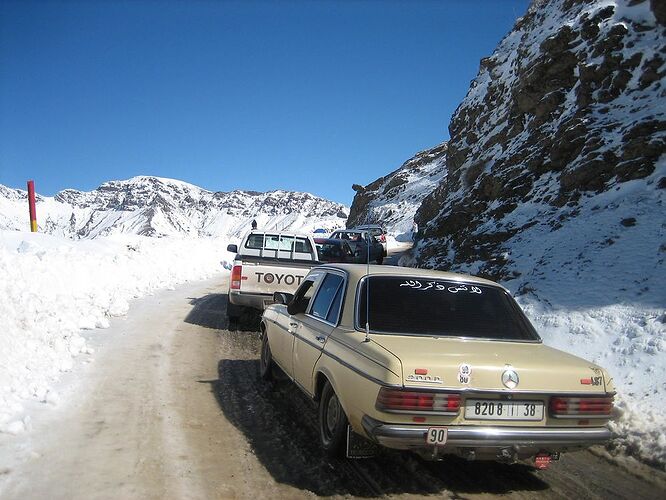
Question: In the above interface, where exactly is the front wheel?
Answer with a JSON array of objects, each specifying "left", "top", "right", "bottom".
[
  {"left": 319, "top": 381, "right": 348, "bottom": 457},
  {"left": 259, "top": 333, "right": 274, "bottom": 381}
]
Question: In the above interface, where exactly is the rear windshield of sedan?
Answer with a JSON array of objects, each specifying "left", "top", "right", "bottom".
[{"left": 356, "top": 276, "right": 540, "bottom": 341}]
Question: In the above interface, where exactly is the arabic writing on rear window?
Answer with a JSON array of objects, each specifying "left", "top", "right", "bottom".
[
  {"left": 357, "top": 276, "right": 539, "bottom": 341},
  {"left": 399, "top": 280, "right": 483, "bottom": 294}
]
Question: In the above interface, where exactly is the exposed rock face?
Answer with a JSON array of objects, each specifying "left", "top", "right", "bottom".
[
  {"left": 346, "top": 142, "right": 448, "bottom": 236},
  {"left": 0, "top": 176, "right": 348, "bottom": 239},
  {"left": 415, "top": 0, "right": 665, "bottom": 280}
]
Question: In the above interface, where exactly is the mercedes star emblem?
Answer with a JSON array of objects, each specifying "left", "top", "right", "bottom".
[{"left": 502, "top": 368, "right": 519, "bottom": 389}]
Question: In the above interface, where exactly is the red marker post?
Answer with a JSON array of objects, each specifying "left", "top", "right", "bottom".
[{"left": 27, "top": 180, "right": 37, "bottom": 232}]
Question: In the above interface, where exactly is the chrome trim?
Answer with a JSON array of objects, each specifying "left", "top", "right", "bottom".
[
  {"left": 322, "top": 350, "right": 401, "bottom": 388},
  {"left": 361, "top": 415, "right": 612, "bottom": 450},
  {"left": 294, "top": 331, "right": 325, "bottom": 351},
  {"left": 328, "top": 335, "right": 404, "bottom": 378},
  {"left": 403, "top": 386, "right": 612, "bottom": 396}
]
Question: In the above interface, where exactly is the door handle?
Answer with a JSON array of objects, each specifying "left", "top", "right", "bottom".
[
  {"left": 316, "top": 336, "right": 325, "bottom": 344},
  {"left": 289, "top": 322, "right": 299, "bottom": 328}
]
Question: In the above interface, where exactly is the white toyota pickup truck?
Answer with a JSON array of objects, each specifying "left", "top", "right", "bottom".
[{"left": 226, "top": 231, "right": 320, "bottom": 320}]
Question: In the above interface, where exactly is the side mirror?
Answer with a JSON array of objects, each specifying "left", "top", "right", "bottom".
[
  {"left": 273, "top": 291, "right": 294, "bottom": 305},
  {"left": 227, "top": 244, "right": 238, "bottom": 253}
]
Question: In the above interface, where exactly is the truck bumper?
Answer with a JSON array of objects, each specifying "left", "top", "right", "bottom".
[
  {"left": 228, "top": 290, "right": 273, "bottom": 310},
  {"left": 361, "top": 415, "right": 611, "bottom": 459}
]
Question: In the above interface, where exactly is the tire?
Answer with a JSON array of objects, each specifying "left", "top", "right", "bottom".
[
  {"left": 319, "top": 381, "right": 348, "bottom": 457},
  {"left": 226, "top": 302, "right": 242, "bottom": 321},
  {"left": 376, "top": 255, "right": 383, "bottom": 265},
  {"left": 259, "top": 333, "right": 274, "bottom": 381}
]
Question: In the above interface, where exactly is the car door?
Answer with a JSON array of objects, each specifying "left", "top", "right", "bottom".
[
  {"left": 292, "top": 271, "right": 346, "bottom": 395},
  {"left": 270, "top": 272, "right": 323, "bottom": 377}
]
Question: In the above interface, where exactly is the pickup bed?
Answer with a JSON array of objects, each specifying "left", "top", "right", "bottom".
[{"left": 226, "top": 231, "right": 319, "bottom": 319}]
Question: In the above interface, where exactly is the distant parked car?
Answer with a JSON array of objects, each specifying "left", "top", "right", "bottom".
[
  {"left": 314, "top": 238, "right": 359, "bottom": 264},
  {"left": 330, "top": 230, "right": 384, "bottom": 264},
  {"left": 260, "top": 264, "right": 615, "bottom": 465},
  {"left": 353, "top": 224, "right": 388, "bottom": 254}
]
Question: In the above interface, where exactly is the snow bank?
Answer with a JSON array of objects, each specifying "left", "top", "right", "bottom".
[{"left": 0, "top": 230, "right": 231, "bottom": 434}]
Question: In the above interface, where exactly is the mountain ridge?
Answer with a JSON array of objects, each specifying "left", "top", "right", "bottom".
[{"left": 0, "top": 176, "right": 348, "bottom": 239}]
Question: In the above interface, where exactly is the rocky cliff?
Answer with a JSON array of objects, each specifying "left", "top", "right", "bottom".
[
  {"left": 414, "top": 0, "right": 665, "bottom": 281},
  {"left": 346, "top": 142, "right": 448, "bottom": 238}
]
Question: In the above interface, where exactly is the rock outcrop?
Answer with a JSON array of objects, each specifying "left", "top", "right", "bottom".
[
  {"left": 346, "top": 142, "right": 448, "bottom": 237},
  {"left": 414, "top": 0, "right": 665, "bottom": 281}
]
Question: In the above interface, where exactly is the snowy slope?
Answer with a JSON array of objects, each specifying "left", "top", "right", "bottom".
[
  {"left": 0, "top": 230, "right": 234, "bottom": 435},
  {"left": 0, "top": 176, "right": 348, "bottom": 239},
  {"left": 346, "top": 142, "right": 447, "bottom": 240}
]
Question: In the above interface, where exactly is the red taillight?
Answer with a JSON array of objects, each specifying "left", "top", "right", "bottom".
[
  {"left": 550, "top": 396, "right": 613, "bottom": 418},
  {"left": 230, "top": 265, "right": 242, "bottom": 290},
  {"left": 376, "top": 388, "right": 460, "bottom": 415},
  {"left": 380, "top": 234, "right": 386, "bottom": 242}
]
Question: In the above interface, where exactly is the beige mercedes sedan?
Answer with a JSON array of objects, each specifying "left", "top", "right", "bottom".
[{"left": 260, "top": 264, "right": 615, "bottom": 468}]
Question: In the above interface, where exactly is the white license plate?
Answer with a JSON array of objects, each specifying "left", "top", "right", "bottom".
[
  {"left": 425, "top": 427, "right": 448, "bottom": 445},
  {"left": 464, "top": 399, "right": 544, "bottom": 421}
]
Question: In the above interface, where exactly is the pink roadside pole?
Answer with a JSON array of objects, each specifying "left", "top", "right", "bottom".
[{"left": 27, "top": 180, "right": 37, "bottom": 232}]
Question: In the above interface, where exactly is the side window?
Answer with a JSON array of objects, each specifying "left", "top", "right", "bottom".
[
  {"left": 326, "top": 285, "right": 344, "bottom": 324},
  {"left": 294, "top": 238, "right": 313, "bottom": 254},
  {"left": 292, "top": 272, "right": 322, "bottom": 313},
  {"left": 310, "top": 273, "right": 344, "bottom": 322},
  {"left": 245, "top": 234, "right": 264, "bottom": 249}
]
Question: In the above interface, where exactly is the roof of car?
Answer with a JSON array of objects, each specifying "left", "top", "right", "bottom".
[
  {"left": 354, "top": 224, "right": 385, "bottom": 230},
  {"left": 313, "top": 264, "right": 503, "bottom": 289}
]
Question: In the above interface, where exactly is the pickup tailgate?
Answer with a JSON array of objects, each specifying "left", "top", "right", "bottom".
[{"left": 237, "top": 260, "right": 314, "bottom": 299}]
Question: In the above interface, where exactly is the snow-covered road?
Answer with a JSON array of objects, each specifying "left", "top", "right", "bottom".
[{"left": 1, "top": 276, "right": 664, "bottom": 499}]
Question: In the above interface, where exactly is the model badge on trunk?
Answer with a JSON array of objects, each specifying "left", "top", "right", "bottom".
[{"left": 501, "top": 368, "right": 519, "bottom": 389}]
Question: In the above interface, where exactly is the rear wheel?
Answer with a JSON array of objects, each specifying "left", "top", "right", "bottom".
[
  {"left": 319, "top": 381, "right": 348, "bottom": 457},
  {"left": 376, "top": 255, "right": 383, "bottom": 265},
  {"left": 259, "top": 333, "right": 274, "bottom": 381},
  {"left": 226, "top": 302, "right": 242, "bottom": 321}
]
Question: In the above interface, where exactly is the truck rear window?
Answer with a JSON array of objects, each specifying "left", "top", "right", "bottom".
[
  {"left": 356, "top": 276, "right": 539, "bottom": 341},
  {"left": 245, "top": 234, "right": 314, "bottom": 254}
]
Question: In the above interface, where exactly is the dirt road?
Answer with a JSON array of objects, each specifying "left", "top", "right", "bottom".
[{"left": 1, "top": 276, "right": 664, "bottom": 499}]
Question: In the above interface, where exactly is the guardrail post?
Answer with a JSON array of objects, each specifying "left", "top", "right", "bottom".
[{"left": 27, "top": 180, "right": 37, "bottom": 232}]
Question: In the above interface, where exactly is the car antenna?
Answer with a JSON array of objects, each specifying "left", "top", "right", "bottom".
[{"left": 364, "top": 230, "right": 370, "bottom": 343}]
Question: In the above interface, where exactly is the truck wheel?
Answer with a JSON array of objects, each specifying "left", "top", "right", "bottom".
[
  {"left": 259, "top": 333, "right": 274, "bottom": 381},
  {"left": 376, "top": 255, "right": 383, "bottom": 265},
  {"left": 319, "top": 381, "right": 348, "bottom": 457},
  {"left": 226, "top": 302, "right": 242, "bottom": 321}
]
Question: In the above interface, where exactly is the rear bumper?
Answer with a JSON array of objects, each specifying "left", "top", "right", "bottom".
[
  {"left": 361, "top": 415, "right": 611, "bottom": 457},
  {"left": 228, "top": 290, "right": 272, "bottom": 310}
]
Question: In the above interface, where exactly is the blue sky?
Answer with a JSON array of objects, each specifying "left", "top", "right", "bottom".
[{"left": 0, "top": 0, "right": 529, "bottom": 205}]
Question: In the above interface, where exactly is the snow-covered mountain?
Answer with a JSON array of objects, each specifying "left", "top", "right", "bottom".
[
  {"left": 346, "top": 142, "right": 448, "bottom": 239},
  {"left": 0, "top": 176, "right": 348, "bottom": 239},
  {"left": 349, "top": 0, "right": 665, "bottom": 465},
  {"left": 414, "top": 0, "right": 664, "bottom": 281}
]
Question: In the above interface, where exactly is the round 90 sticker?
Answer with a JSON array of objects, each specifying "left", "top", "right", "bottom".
[{"left": 458, "top": 363, "right": 472, "bottom": 384}]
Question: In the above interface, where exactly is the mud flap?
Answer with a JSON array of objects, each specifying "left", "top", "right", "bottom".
[{"left": 346, "top": 426, "right": 379, "bottom": 459}]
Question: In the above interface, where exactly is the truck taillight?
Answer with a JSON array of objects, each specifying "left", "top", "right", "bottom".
[
  {"left": 231, "top": 265, "right": 242, "bottom": 290},
  {"left": 549, "top": 396, "right": 613, "bottom": 418},
  {"left": 376, "top": 388, "right": 461, "bottom": 415},
  {"left": 380, "top": 234, "right": 386, "bottom": 242}
]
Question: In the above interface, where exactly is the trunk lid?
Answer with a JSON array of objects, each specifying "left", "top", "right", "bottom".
[{"left": 371, "top": 335, "right": 610, "bottom": 394}]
